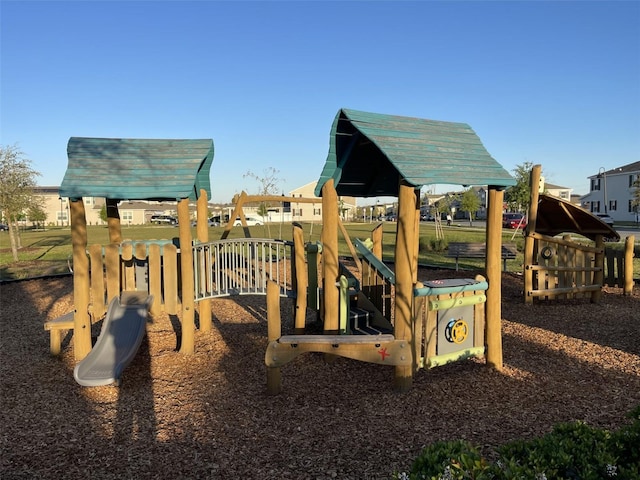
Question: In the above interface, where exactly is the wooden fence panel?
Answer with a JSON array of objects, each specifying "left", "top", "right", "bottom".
[{"left": 527, "top": 233, "right": 602, "bottom": 301}]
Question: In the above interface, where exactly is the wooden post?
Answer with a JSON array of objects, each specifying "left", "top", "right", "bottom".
[
  {"left": 624, "top": 235, "right": 635, "bottom": 295},
  {"left": 321, "top": 180, "right": 339, "bottom": 334},
  {"left": 266, "top": 280, "right": 282, "bottom": 395},
  {"left": 178, "top": 198, "right": 195, "bottom": 354},
  {"left": 413, "top": 200, "right": 420, "bottom": 284},
  {"left": 293, "top": 222, "right": 308, "bottom": 332},
  {"left": 69, "top": 198, "right": 92, "bottom": 361},
  {"left": 485, "top": 187, "right": 504, "bottom": 370},
  {"left": 524, "top": 165, "right": 542, "bottom": 304},
  {"left": 393, "top": 181, "right": 417, "bottom": 392},
  {"left": 372, "top": 223, "right": 383, "bottom": 259},
  {"left": 106, "top": 198, "right": 122, "bottom": 244},
  {"left": 592, "top": 235, "right": 605, "bottom": 303},
  {"left": 196, "top": 190, "right": 212, "bottom": 332}
]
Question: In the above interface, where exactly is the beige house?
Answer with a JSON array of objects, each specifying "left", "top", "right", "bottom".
[
  {"left": 543, "top": 182, "right": 572, "bottom": 202},
  {"left": 288, "top": 181, "right": 357, "bottom": 222},
  {"left": 34, "top": 186, "right": 105, "bottom": 226},
  {"left": 34, "top": 187, "right": 183, "bottom": 226}
]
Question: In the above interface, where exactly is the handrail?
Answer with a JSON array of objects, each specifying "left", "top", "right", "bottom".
[{"left": 353, "top": 238, "right": 395, "bottom": 285}]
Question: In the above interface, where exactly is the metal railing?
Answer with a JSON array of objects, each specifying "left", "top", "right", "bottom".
[{"left": 193, "top": 238, "right": 294, "bottom": 300}]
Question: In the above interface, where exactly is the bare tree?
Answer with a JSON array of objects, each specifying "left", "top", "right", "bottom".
[
  {"left": 243, "top": 167, "right": 283, "bottom": 232},
  {"left": 0, "top": 145, "right": 40, "bottom": 261},
  {"left": 243, "top": 167, "right": 282, "bottom": 197}
]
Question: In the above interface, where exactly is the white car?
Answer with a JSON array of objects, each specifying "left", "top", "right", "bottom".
[
  {"left": 596, "top": 213, "right": 614, "bottom": 227},
  {"left": 233, "top": 217, "right": 263, "bottom": 226}
]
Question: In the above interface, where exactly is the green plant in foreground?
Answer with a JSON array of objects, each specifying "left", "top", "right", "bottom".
[
  {"left": 494, "top": 421, "right": 618, "bottom": 479},
  {"left": 397, "top": 440, "right": 490, "bottom": 479},
  {"left": 394, "top": 406, "right": 640, "bottom": 480}
]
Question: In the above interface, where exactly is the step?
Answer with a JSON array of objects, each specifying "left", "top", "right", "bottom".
[{"left": 349, "top": 307, "right": 389, "bottom": 335}]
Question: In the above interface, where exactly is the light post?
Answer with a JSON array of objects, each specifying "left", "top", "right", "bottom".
[
  {"left": 598, "top": 167, "right": 607, "bottom": 213},
  {"left": 58, "top": 197, "right": 63, "bottom": 227}
]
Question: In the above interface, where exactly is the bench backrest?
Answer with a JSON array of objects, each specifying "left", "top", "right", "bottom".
[{"left": 448, "top": 242, "right": 517, "bottom": 258}]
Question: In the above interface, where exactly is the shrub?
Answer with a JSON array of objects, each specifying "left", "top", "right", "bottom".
[
  {"left": 419, "top": 236, "right": 448, "bottom": 252},
  {"left": 394, "top": 405, "right": 640, "bottom": 480},
  {"left": 493, "top": 421, "right": 618, "bottom": 479}
]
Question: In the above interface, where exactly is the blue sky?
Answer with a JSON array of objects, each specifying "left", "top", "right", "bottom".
[{"left": 2, "top": 0, "right": 639, "bottom": 203}]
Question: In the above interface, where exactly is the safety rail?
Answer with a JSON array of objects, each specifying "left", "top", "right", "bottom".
[
  {"left": 354, "top": 237, "right": 394, "bottom": 322},
  {"left": 193, "top": 238, "right": 295, "bottom": 300}
]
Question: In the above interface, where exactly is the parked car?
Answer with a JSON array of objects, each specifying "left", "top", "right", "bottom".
[
  {"left": 233, "top": 217, "right": 263, "bottom": 226},
  {"left": 502, "top": 213, "right": 527, "bottom": 229},
  {"left": 191, "top": 217, "right": 220, "bottom": 227},
  {"left": 150, "top": 215, "right": 177, "bottom": 225},
  {"left": 0, "top": 223, "right": 8, "bottom": 231},
  {"left": 596, "top": 213, "right": 614, "bottom": 227}
]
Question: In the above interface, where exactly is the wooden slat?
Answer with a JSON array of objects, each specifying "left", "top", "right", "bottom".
[
  {"left": 148, "top": 244, "right": 161, "bottom": 315},
  {"left": 105, "top": 244, "right": 120, "bottom": 305},
  {"left": 88, "top": 244, "right": 106, "bottom": 318},
  {"left": 121, "top": 243, "right": 135, "bottom": 291},
  {"left": 163, "top": 244, "right": 178, "bottom": 315}
]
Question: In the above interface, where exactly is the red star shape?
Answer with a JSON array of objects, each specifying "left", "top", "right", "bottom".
[{"left": 378, "top": 347, "right": 390, "bottom": 361}]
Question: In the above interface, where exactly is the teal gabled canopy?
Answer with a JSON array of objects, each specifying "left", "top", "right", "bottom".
[
  {"left": 315, "top": 109, "right": 515, "bottom": 197},
  {"left": 60, "top": 137, "right": 214, "bottom": 201}
]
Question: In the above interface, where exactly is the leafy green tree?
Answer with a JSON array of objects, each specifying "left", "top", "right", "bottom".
[
  {"left": 99, "top": 204, "right": 108, "bottom": 223},
  {"left": 504, "top": 161, "right": 540, "bottom": 213},
  {"left": 0, "top": 144, "right": 40, "bottom": 261},
  {"left": 460, "top": 188, "right": 481, "bottom": 226},
  {"left": 437, "top": 193, "right": 457, "bottom": 218},
  {"left": 27, "top": 202, "right": 47, "bottom": 229}
]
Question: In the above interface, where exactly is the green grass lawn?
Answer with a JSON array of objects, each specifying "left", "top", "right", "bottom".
[{"left": 1, "top": 222, "right": 637, "bottom": 281}]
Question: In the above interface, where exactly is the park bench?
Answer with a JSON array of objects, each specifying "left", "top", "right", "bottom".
[
  {"left": 447, "top": 242, "right": 518, "bottom": 272},
  {"left": 44, "top": 312, "right": 74, "bottom": 355}
]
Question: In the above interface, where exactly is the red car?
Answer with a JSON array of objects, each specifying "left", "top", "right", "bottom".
[{"left": 502, "top": 213, "right": 527, "bottom": 229}]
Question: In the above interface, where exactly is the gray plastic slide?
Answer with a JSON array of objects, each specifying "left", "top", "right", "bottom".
[{"left": 74, "top": 292, "right": 153, "bottom": 387}]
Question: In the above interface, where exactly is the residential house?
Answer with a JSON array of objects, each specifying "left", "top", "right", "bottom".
[
  {"left": 287, "top": 181, "right": 357, "bottom": 222},
  {"left": 581, "top": 161, "right": 640, "bottom": 223},
  {"left": 33, "top": 186, "right": 105, "bottom": 226},
  {"left": 543, "top": 182, "right": 572, "bottom": 202}
]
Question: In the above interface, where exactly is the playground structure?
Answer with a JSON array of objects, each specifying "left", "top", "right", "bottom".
[
  {"left": 56, "top": 137, "right": 215, "bottom": 384},
  {"left": 523, "top": 164, "right": 635, "bottom": 302},
  {"left": 264, "top": 108, "right": 517, "bottom": 392},
  {"left": 54, "top": 108, "right": 520, "bottom": 392}
]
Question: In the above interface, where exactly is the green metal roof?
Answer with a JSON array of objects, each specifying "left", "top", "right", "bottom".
[
  {"left": 60, "top": 137, "right": 214, "bottom": 201},
  {"left": 315, "top": 108, "right": 516, "bottom": 197}
]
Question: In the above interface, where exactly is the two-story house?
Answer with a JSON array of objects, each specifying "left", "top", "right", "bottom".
[{"left": 582, "top": 161, "right": 640, "bottom": 223}]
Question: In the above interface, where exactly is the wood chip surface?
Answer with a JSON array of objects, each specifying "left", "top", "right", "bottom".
[{"left": 1, "top": 269, "right": 639, "bottom": 479}]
